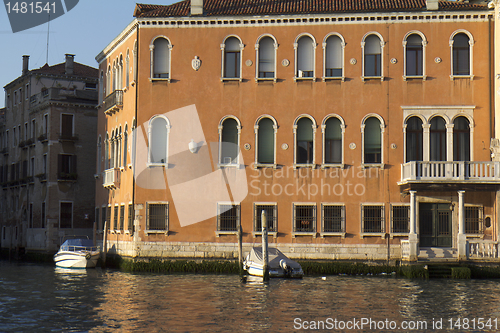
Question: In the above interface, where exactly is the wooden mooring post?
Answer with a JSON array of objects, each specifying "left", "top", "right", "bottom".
[
  {"left": 238, "top": 220, "right": 243, "bottom": 276},
  {"left": 102, "top": 221, "right": 107, "bottom": 268},
  {"left": 262, "top": 210, "right": 269, "bottom": 282}
]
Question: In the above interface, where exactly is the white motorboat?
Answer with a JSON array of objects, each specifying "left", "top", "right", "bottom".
[
  {"left": 243, "top": 247, "right": 304, "bottom": 278},
  {"left": 53, "top": 237, "right": 100, "bottom": 268}
]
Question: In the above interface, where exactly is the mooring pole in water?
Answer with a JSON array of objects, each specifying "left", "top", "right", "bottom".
[
  {"left": 102, "top": 221, "right": 107, "bottom": 268},
  {"left": 238, "top": 219, "right": 243, "bottom": 276},
  {"left": 262, "top": 210, "right": 269, "bottom": 282}
]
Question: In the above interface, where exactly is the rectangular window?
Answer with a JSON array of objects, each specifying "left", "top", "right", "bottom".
[
  {"left": 293, "top": 204, "right": 316, "bottom": 233},
  {"left": 224, "top": 52, "right": 240, "bottom": 78},
  {"left": 217, "top": 203, "right": 240, "bottom": 232},
  {"left": 31, "top": 119, "right": 36, "bottom": 139},
  {"left": 29, "top": 203, "right": 33, "bottom": 228},
  {"left": 322, "top": 204, "right": 345, "bottom": 233},
  {"left": 254, "top": 204, "right": 277, "bottom": 232},
  {"left": 26, "top": 83, "right": 29, "bottom": 100},
  {"left": 30, "top": 157, "right": 35, "bottom": 177},
  {"left": 12, "top": 127, "right": 16, "bottom": 146},
  {"left": 119, "top": 205, "right": 125, "bottom": 231},
  {"left": 41, "top": 202, "right": 46, "bottom": 228},
  {"left": 128, "top": 204, "right": 134, "bottom": 232},
  {"left": 146, "top": 203, "right": 168, "bottom": 231},
  {"left": 362, "top": 205, "right": 385, "bottom": 233},
  {"left": 106, "top": 206, "right": 111, "bottom": 230},
  {"left": 465, "top": 206, "right": 483, "bottom": 234},
  {"left": 60, "top": 202, "right": 73, "bottom": 228},
  {"left": 61, "top": 114, "right": 74, "bottom": 139},
  {"left": 101, "top": 206, "right": 107, "bottom": 232},
  {"left": 113, "top": 205, "right": 118, "bottom": 230},
  {"left": 391, "top": 205, "right": 409, "bottom": 233},
  {"left": 57, "top": 154, "right": 77, "bottom": 180},
  {"left": 43, "top": 154, "right": 47, "bottom": 174},
  {"left": 44, "top": 114, "right": 48, "bottom": 135},
  {"left": 6, "top": 130, "right": 8, "bottom": 148}
]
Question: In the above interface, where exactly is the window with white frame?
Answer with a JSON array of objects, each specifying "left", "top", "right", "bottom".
[
  {"left": 321, "top": 204, "right": 345, "bottom": 233},
  {"left": 324, "top": 34, "right": 344, "bottom": 79},
  {"left": 362, "top": 116, "right": 383, "bottom": 165},
  {"left": 404, "top": 33, "right": 425, "bottom": 78},
  {"left": 405, "top": 116, "right": 423, "bottom": 162},
  {"left": 362, "top": 33, "right": 383, "bottom": 79},
  {"left": 430, "top": 116, "right": 446, "bottom": 162},
  {"left": 293, "top": 204, "right": 316, "bottom": 233},
  {"left": 219, "top": 117, "right": 240, "bottom": 165},
  {"left": 295, "top": 34, "right": 315, "bottom": 78},
  {"left": 113, "top": 205, "right": 118, "bottom": 230},
  {"left": 295, "top": 116, "right": 316, "bottom": 166},
  {"left": 465, "top": 206, "right": 483, "bottom": 234},
  {"left": 133, "top": 40, "right": 138, "bottom": 83},
  {"left": 148, "top": 116, "right": 170, "bottom": 165},
  {"left": 60, "top": 202, "right": 73, "bottom": 228},
  {"left": 453, "top": 116, "right": 470, "bottom": 161},
  {"left": 118, "top": 55, "right": 124, "bottom": 89},
  {"left": 256, "top": 36, "right": 276, "bottom": 79},
  {"left": 391, "top": 205, "right": 409, "bottom": 234},
  {"left": 123, "top": 126, "right": 128, "bottom": 167},
  {"left": 256, "top": 117, "right": 276, "bottom": 165},
  {"left": 146, "top": 202, "right": 169, "bottom": 231},
  {"left": 254, "top": 203, "right": 277, "bottom": 232},
  {"left": 361, "top": 204, "right": 385, "bottom": 234},
  {"left": 128, "top": 204, "right": 134, "bottom": 232},
  {"left": 217, "top": 203, "right": 240, "bottom": 232},
  {"left": 119, "top": 205, "right": 125, "bottom": 231},
  {"left": 126, "top": 50, "right": 130, "bottom": 87},
  {"left": 222, "top": 36, "right": 242, "bottom": 79},
  {"left": 323, "top": 116, "right": 342, "bottom": 165},
  {"left": 451, "top": 31, "right": 472, "bottom": 77},
  {"left": 151, "top": 37, "right": 171, "bottom": 79}
]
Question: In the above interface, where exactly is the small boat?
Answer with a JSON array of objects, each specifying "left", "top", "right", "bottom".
[
  {"left": 53, "top": 237, "right": 100, "bottom": 269},
  {"left": 243, "top": 247, "right": 304, "bottom": 278}
]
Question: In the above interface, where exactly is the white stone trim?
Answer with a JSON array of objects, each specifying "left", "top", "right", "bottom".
[
  {"left": 402, "top": 30, "right": 427, "bottom": 81},
  {"left": 254, "top": 115, "right": 278, "bottom": 168},
  {"left": 218, "top": 115, "right": 242, "bottom": 167},
  {"left": 360, "top": 113, "right": 385, "bottom": 168},
  {"left": 322, "top": 32, "right": 345, "bottom": 81},
  {"left": 293, "top": 114, "right": 317, "bottom": 169},
  {"left": 221, "top": 35, "right": 244, "bottom": 81},
  {"left": 361, "top": 31, "right": 385, "bottom": 81},
  {"left": 255, "top": 34, "right": 278, "bottom": 82},
  {"left": 449, "top": 29, "right": 475, "bottom": 80},
  {"left": 321, "top": 114, "right": 345, "bottom": 168}
]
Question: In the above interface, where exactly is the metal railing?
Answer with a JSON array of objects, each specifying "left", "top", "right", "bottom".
[{"left": 103, "top": 90, "right": 123, "bottom": 114}]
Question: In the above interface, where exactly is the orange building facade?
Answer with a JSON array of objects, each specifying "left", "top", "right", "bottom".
[{"left": 95, "top": 0, "right": 500, "bottom": 262}]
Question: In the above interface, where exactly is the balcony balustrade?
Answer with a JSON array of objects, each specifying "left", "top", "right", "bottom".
[
  {"left": 400, "top": 161, "right": 500, "bottom": 184},
  {"left": 103, "top": 90, "right": 123, "bottom": 115},
  {"left": 103, "top": 168, "right": 120, "bottom": 189}
]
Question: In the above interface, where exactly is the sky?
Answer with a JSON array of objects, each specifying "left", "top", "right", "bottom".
[{"left": 0, "top": 0, "right": 177, "bottom": 108}]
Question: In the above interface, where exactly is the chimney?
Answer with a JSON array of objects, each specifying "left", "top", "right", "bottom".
[
  {"left": 426, "top": 0, "right": 439, "bottom": 10},
  {"left": 65, "top": 54, "right": 75, "bottom": 75},
  {"left": 22, "top": 55, "right": 29, "bottom": 75},
  {"left": 191, "top": 0, "right": 203, "bottom": 15}
]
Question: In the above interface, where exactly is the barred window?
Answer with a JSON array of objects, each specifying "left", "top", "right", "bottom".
[
  {"left": 113, "top": 206, "right": 119, "bottom": 230},
  {"left": 322, "top": 204, "right": 344, "bottom": 233},
  {"left": 391, "top": 205, "right": 409, "bottom": 233},
  {"left": 217, "top": 204, "right": 240, "bottom": 232},
  {"left": 119, "top": 205, "right": 125, "bottom": 231},
  {"left": 293, "top": 204, "right": 316, "bottom": 233},
  {"left": 147, "top": 203, "right": 168, "bottom": 231},
  {"left": 128, "top": 204, "right": 134, "bottom": 232},
  {"left": 362, "top": 205, "right": 384, "bottom": 233},
  {"left": 465, "top": 206, "right": 483, "bottom": 234},
  {"left": 254, "top": 204, "right": 277, "bottom": 232}
]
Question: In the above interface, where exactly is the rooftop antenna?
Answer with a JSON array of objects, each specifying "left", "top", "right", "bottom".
[{"left": 46, "top": 12, "right": 50, "bottom": 64}]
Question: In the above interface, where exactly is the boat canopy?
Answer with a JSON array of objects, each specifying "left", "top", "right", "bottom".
[
  {"left": 247, "top": 247, "right": 302, "bottom": 270},
  {"left": 60, "top": 238, "right": 96, "bottom": 251}
]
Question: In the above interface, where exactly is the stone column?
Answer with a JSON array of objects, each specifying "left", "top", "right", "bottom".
[
  {"left": 457, "top": 190, "right": 467, "bottom": 260},
  {"left": 409, "top": 190, "right": 418, "bottom": 261}
]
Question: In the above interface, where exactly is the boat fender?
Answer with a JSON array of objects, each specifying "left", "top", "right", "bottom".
[{"left": 85, "top": 253, "right": 91, "bottom": 260}]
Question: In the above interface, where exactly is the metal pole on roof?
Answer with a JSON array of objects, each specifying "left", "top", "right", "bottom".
[{"left": 262, "top": 210, "right": 269, "bottom": 282}]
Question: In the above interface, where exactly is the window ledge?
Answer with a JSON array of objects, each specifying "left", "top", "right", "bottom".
[
  {"left": 147, "top": 162, "right": 170, "bottom": 168},
  {"left": 390, "top": 232, "right": 409, "bottom": 239},
  {"left": 255, "top": 77, "right": 276, "bottom": 83},
  {"left": 253, "top": 231, "right": 278, "bottom": 238},
  {"left": 293, "top": 163, "right": 316, "bottom": 170},
  {"left": 323, "top": 76, "right": 344, "bottom": 82},
  {"left": 292, "top": 232, "right": 317, "bottom": 238},
  {"left": 362, "top": 76, "right": 384, "bottom": 82},
  {"left": 124, "top": 230, "right": 130, "bottom": 234},
  {"left": 360, "top": 232, "right": 386, "bottom": 239},
  {"left": 221, "top": 78, "right": 242, "bottom": 82},
  {"left": 361, "top": 163, "right": 384, "bottom": 170},
  {"left": 216, "top": 231, "right": 238, "bottom": 237},
  {"left": 465, "top": 233, "right": 484, "bottom": 238},
  {"left": 254, "top": 163, "right": 277, "bottom": 169},
  {"left": 294, "top": 77, "right": 315, "bottom": 82},
  {"left": 450, "top": 75, "right": 474, "bottom": 81},
  {"left": 321, "top": 163, "right": 344, "bottom": 169},
  {"left": 150, "top": 78, "right": 171, "bottom": 82},
  {"left": 320, "top": 232, "right": 346, "bottom": 238},
  {"left": 218, "top": 163, "right": 243, "bottom": 169},
  {"left": 403, "top": 75, "right": 426, "bottom": 81},
  {"left": 145, "top": 230, "right": 169, "bottom": 235}
]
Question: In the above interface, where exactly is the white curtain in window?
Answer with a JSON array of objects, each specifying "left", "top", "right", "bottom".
[
  {"left": 325, "top": 36, "right": 342, "bottom": 71},
  {"left": 259, "top": 37, "right": 275, "bottom": 73},
  {"left": 150, "top": 117, "right": 168, "bottom": 163},
  {"left": 154, "top": 38, "right": 170, "bottom": 78},
  {"left": 297, "top": 36, "right": 314, "bottom": 72}
]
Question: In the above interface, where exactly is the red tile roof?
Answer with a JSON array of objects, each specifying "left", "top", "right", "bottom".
[
  {"left": 31, "top": 62, "right": 98, "bottom": 78},
  {"left": 134, "top": 0, "right": 487, "bottom": 18}
]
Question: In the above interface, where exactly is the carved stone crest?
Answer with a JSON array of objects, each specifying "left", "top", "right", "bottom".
[{"left": 192, "top": 56, "right": 201, "bottom": 71}]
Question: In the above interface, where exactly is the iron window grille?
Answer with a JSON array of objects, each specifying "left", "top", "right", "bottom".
[
  {"left": 465, "top": 206, "right": 483, "bottom": 234},
  {"left": 113, "top": 206, "right": 119, "bottom": 230},
  {"left": 146, "top": 203, "right": 168, "bottom": 231},
  {"left": 217, "top": 204, "right": 240, "bottom": 232},
  {"left": 362, "top": 205, "right": 385, "bottom": 233},
  {"left": 293, "top": 204, "right": 316, "bottom": 233},
  {"left": 391, "top": 205, "right": 410, "bottom": 233},
  {"left": 322, "top": 204, "right": 345, "bottom": 233},
  {"left": 254, "top": 204, "right": 277, "bottom": 232},
  {"left": 119, "top": 205, "right": 125, "bottom": 231},
  {"left": 128, "top": 204, "right": 134, "bottom": 232}
]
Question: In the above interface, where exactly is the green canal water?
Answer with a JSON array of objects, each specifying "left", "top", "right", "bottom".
[{"left": 1, "top": 261, "right": 500, "bottom": 332}]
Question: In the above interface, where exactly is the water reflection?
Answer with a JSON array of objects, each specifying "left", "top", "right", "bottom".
[{"left": 1, "top": 261, "right": 500, "bottom": 332}]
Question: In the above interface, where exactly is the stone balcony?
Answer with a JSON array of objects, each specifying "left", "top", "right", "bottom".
[{"left": 103, "top": 168, "right": 120, "bottom": 189}]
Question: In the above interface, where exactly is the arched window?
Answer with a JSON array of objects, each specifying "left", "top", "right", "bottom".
[
  {"left": 223, "top": 37, "right": 241, "bottom": 79},
  {"left": 97, "top": 135, "right": 102, "bottom": 173},
  {"left": 257, "top": 36, "right": 276, "bottom": 79},
  {"left": 99, "top": 70, "right": 104, "bottom": 103},
  {"left": 296, "top": 35, "right": 315, "bottom": 78},
  {"left": 405, "top": 117, "right": 423, "bottom": 162},
  {"left": 106, "top": 66, "right": 111, "bottom": 96},
  {"left": 112, "top": 60, "right": 117, "bottom": 91},
  {"left": 452, "top": 32, "right": 471, "bottom": 76},
  {"left": 149, "top": 116, "right": 169, "bottom": 164},
  {"left": 363, "top": 34, "right": 382, "bottom": 78},
  {"left": 133, "top": 41, "right": 138, "bottom": 82},
  {"left": 296, "top": 117, "right": 314, "bottom": 165},
  {"left": 430, "top": 117, "right": 446, "bottom": 161},
  {"left": 125, "top": 50, "right": 130, "bottom": 87},
  {"left": 152, "top": 37, "right": 171, "bottom": 79},
  {"left": 324, "top": 117, "right": 342, "bottom": 164},
  {"left": 256, "top": 117, "right": 275, "bottom": 164},
  {"left": 118, "top": 55, "right": 124, "bottom": 89},
  {"left": 123, "top": 125, "right": 128, "bottom": 167},
  {"left": 117, "top": 126, "right": 122, "bottom": 168},
  {"left": 453, "top": 117, "right": 470, "bottom": 161},
  {"left": 324, "top": 34, "right": 343, "bottom": 78},
  {"left": 363, "top": 117, "right": 382, "bottom": 164},
  {"left": 105, "top": 133, "right": 109, "bottom": 170},
  {"left": 110, "top": 130, "right": 115, "bottom": 168},
  {"left": 220, "top": 118, "right": 239, "bottom": 164},
  {"left": 405, "top": 34, "right": 423, "bottom": 77}
]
